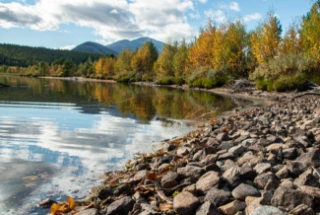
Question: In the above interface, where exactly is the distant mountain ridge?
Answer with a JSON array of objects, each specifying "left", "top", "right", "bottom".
[{"left": 73, "top": 37, "right": 164, "bottom": 55}]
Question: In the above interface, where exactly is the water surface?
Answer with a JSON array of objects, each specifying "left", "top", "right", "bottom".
[{"left": 0, "top": 75, "right": 241, "bottom": 214}]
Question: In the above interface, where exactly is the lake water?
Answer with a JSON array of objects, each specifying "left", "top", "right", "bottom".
[{"left": 0, "top": 75, "right": 242, "bottom": 215}]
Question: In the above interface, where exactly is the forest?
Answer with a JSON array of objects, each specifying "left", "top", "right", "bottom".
[{"left": 1, "top": 1, "right": 320, "bottom": 92}]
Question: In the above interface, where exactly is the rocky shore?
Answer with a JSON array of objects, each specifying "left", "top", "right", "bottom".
[{"left": 53, "top": 92, "right": 319, "bottom": 215}]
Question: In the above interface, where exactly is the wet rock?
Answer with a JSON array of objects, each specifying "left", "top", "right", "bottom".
[
  {"left": 250, "top": 206, "right": 285, "bottom": 215},
  {"left": 271, "top": 186, "right": 313, "bottom": 210},
  {"left": 196, "top": 171, "right": 220, "bottom": 194},
  {"left": 161, "top": 172, "right": 179, "bottom": 188},
  {"left": 254, "top": 163, "right": 271, "bottom": 174},
  {"left": 289, "top": 204, "right": 315, "bottom": 215},
  {"left": 232, "top": 183, "right": 260, "bottom": 200},
  {"left": 173, "top": 192, "right": 200, "bottom": 215},
  {"left": 106, "top": 196, "right": 135, "bottom": 215},
  {"left": 98, "top": 187, "right": 114, "bottom": 200},
  {"left": 77, "top": 208, "right": 98, "bottom": 215},
  {"left": 196, "top": 201, "right": 221, "bottom": 215},
  {"left": 222, "top": 167, "right": 240, "bottom": 188},
  {"left": 205, "top": 187, "right": 232, "bottom": 207},
  {"left": 254, "top": 172, "right": 279, "bottom": 190},
  {"left": 218, "top": 200, "right": 246, "bottom": 215}
]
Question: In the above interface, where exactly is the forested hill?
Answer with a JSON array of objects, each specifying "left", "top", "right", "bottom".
[{"left": 0, "top": 44, "right": 104, "bottom": 67}]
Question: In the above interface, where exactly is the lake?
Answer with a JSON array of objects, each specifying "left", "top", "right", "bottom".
[{"left": 0, "top": 75, "right": 243, "bottom": 215}]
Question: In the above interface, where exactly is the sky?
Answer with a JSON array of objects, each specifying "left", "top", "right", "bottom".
[{"left": 0, "top": 0, "right": 315, "bottom": 49}]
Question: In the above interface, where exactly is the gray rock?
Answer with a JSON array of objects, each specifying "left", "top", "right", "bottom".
[
  {"left": 232, "top": 183, "right": 260, "bottom": 200},
  {"left": 134, "top": 170, "right": 147, "bottom": 182},
  {"left": 205, "top": 187, "right": 232, "bottom": 207},
  {"left": 201, "top": 154, "right": 218, "bottom": 165},
  {"left": 239, "top": 166, "right": 256, "bottom": 180},
  {"left": 196, "top": 171, "right": 220, "bottom": 194},
  {"left": 97, "top": 187, "right": 113, "bottom": 200},
  {"left": 271, "top": 186, "right": 313, "bottom": 210},
  {"left": 282, "top": 148, "right": 298, "bottom": 159},
  {"left": 286, "top": 161, "right": 308, "bottom": 177},
  {"left": 177, "top": 165, "right": 203, "bottom": 180},
  {"left": 173, "top": 192, "right": 200, "bottom": 215},
  {"left": 218, "top": 152, "right": 235, "bottom": 160},
  {"left": 254, "top": 163, "right": 271, "bottom": 174},
  {"left": 294, "top": 169, "right": 319, "bottom": 187},
  {"left": 228, "top": 145, "right": 246, "bottom": 157},
  {"left": 76, "top": 209, "right": 98, "bottom": 215},
  {"left": 275, "top": 166, "right": 290, "bottom": 179},
  {"left": 289, "top": 204, "right": 315, "bottom": 215},
  {"left": 216, "top": 133, "right": 229, "bottom": 141},
  {"left": 161, "top": 172, "right": 179, "bottom": 188},
  {"left": 254, "top": 172, "right": 279, "bottom": 190},
  {"left": 177, "top": 147, "right": 190, "bottom": 156},
  {"left": 295, "top": 149, "right": 320, "bottom": 168},
  {"left": 222, "top": 167, "right": 240, "bottom": 188},
  {"left": 250, "top": 206, "right": 285, "bottom": 215},
  {"left": 106, "top": 196, "right": 135, "bottom": 215},
  {"left": 196, "top": 201, "right": 221, "bottom": 215},
  {"left": 218, "top": 200, "right": 246, "bottom": 215}
]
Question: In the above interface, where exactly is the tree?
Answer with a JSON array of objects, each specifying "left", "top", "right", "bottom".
[
  {"left": 173, "top": 39, "right": 189, "bottom": 77},
  {"left": 281, "top": 24, "right": 301, "bottom": 55},
  {"left": 114, "top": 49, "right": 133, "bottom": 73},
  {"left": 131, "top": 41, "right": 158, "bottom": 74},
  {"left": 250, "top": 13, "right": 282, "bottom": 64},
  {"left": 154, "top": 41, "right": 178, "bottom": 77},
  {"left": 300, "top": 1, "right": 320, "bottom": 60}
]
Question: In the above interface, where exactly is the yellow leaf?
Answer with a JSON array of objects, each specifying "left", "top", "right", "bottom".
[{"left": 67, "top": 196, "right": 75, "bottom": 210}]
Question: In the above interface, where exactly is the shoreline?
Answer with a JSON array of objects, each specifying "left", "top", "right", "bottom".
[{"left": 55, "top": 92, "right": 320, "bottom": 215}]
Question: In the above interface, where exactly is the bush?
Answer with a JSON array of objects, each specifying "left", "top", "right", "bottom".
[
  {"left": 255, "top": 79, "right": 274, "bottom": 91},
  {"left": 156, "top": 77, "right": 185, "bottom": 85},
  {"left": 273, "top": 73, "right": 308, "bottom": 92},
  {"left": 115, "top": 71, "right": 142, "bottom": 83},
  {"left": 187, "top": 69, "right": 230, "bottom": 89}
]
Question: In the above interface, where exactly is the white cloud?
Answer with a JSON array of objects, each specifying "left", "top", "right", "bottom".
[
  {"left": 204, "top": 9, "right": 227, "bottom": 23},
  {"left": 219, "top": 1, "right": 240, "bottom": 12},
  {"left": 189, "top": 10, "right": 200, "bottom": 19},
  {"left": 198, "top": 0, "right": 208, "bottom": 3},
  {"left": 243, "top": 13, "right": 262, "bottom": 22},
  {"left": 0, "top": 0, "right": 195, "bottom": 42}
]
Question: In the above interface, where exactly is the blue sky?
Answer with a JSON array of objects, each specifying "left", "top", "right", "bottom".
[{"left": 0, "top": 0, "right": 314, "bottom": 49}]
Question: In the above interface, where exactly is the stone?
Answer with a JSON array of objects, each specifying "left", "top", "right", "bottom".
[
  {"left": 76, "top": 209, "right": 98, "bottom": 215},
  {"left": 228, "top": 145, "right": 246, "bottom": 157},
  {"left": 183, "top": 184, "right": 197, "bottom": 194},
  {"left": 266, "top": 144, "right": 289, "bottom": 152},
  {"left": 295, "top": 149, "right": 320, "bottom": 168},
  {"left": 114, "top": 184, "right": 130, "bottom": 196},
  {"left": 250, "top": 206, "right": 286, "bottom": 215},
  {"left": 177, "top": 147, "right": 190, "bottom": 156},
  {"left": 218, "top": 200, "right": 246, "bottom": 215},
  {"left": 161, "top": 172, "right": 179, "bottom": 188},
  {"left": 254, "top": 172, "right": 279, "bottom": 190},
  {"left": 218, "top": 152, "right": 235, "bottom": 160},
  {"left": 222, "top": 166, "right": 240, "bottom": 188},
  {"left": 298, "top": 185, "right": 320, "bottom": 206},
  {"left": 271, "top": 186, "right": 313, "bottom": 210},
  {"left": 201, "top": 154, "right": 218, "bottom": 165},
  {"left": 106, "top": 196, "right": 135, "bottom": 215},
  {"left": 275, "top": 166, "right": 290, "bottom": 179},
  {"left": 196, "top": 201, "right": 221, "bottom": 215},
  {"left": 177, "top": 165, "right": 203, "bottom": 180},
  {"left": 165, "top": 144, "right": 176, "bottom": 152},
  {"left": 286, "top": 161, "right": 308, "bottom": 177},
  {"left": 239, "top": 166, "right": 256, "bottom": 180},
  {"left": 294, "top": 169, "right": 319, "bottom": 187},
  {"left": 173, "top": 192, "right": 200, "bottom": 215},
  {"left": 98, "top": 187, "right": 114, "bottom": 200},
  {"left": 232, "top": 183, "right": 260, "bottom": 200},
  {"left": 245, "top": 198, "right": 261, "bottom": 215},
  {"left": 245, "top": 196, "right": 259, "bottom": 206},
  {"left": 282, "top": 148, "right": 298, "bottom": 159},
  {"left": 133, "top": 170, "right": 147, "bottom": 182},
  {"left": 196, "top": 171, "right": 220, "bottom": 194},
  {"left": 216, "top": 133, "right": 229, "bottom": 141},
  {"left": 289, "top": 204, "right": 315, "bottom": 215},
  {"left": 205, "top": 187, "right": 232, "bottom": 207},
  {"left": 254, "top": 163, "right": 271, "bottom": 174}
]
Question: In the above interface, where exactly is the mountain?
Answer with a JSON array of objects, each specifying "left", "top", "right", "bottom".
[
  {"left": 106, "top": 37, "right": 164, "bottom": 54},
  {"left": 73, "top": 37, "right": 165, "bottom": 56},
  {"left": 0, "top": 44, "right": 102, "bottom": 67},
  {"left": 73, "top": 42, "right": 118, "bottom": 56}
]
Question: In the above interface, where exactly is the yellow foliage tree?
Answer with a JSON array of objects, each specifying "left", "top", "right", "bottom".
[
  {"left": 250, "top": 13, "right": 282, "bottom": 64},
  {"left": 114, "top": 49, "right": 133, "bottom": 73},
  {"left": 154, "top": 42, "right": 178, "bottom": 77},
  {"left": 131, "top": 41, "right": 158, "bottom": 74},
  {"left": 281, "top": 25, "right": 301, "bottom": 55}
]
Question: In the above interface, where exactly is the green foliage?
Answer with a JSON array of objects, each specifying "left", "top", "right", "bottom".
[
  {"left": 0, "top": 44, "right": 102, "bottom": 67},
  {"left": 255, "top": 79, "right": 274, "bottom": 91},
  {"left": 156, "top": 77, "right": 185, "bottom": 86},
  {"left": 173, "top": 191, "right": 179, "bottom": 197},
  {"left": 187, "top": 70, "right": 229, "bottom": 89},
  {"left": 115, "top": 71, "right": 143, "bottom": 83},
  {"left": 273, "top": 73, "right": 308, "bottom": 92}
]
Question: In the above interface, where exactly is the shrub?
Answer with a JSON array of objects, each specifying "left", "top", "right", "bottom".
[
  {"left": 255, "top": 79, "right": 274, "bottom": 91},
  {"left": 273, "top": 73, "right": 308, "bottom": 92},
  {"left": 156, "top": 77, "right": 185, "bottom": 85},
  {"left": 187, "top": 69, "right": 230, "bottom": 89},
  {"left": 115, "top": 71, "right": 142, "bottom": 83}
]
